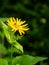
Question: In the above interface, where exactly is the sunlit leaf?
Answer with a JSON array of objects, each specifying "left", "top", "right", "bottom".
[
  {"left": 0, "top": 18, "right": 8, "bottom": 22},
  {"left": 12, "top": 55, "right": 47, "bottom": 65}
]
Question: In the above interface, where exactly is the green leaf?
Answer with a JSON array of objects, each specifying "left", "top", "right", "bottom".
[
  {"left": 0, "top": 18, "right": 8, "bottom": 22},
  {"left": 16, "top": 34, "right": 22, "bottom": 40},
  {"left": 12, "top": 55, "right": 47, "bottom": 65},
  {"left": 31, "top": 56, "right": 47, "bottom": 65},
  {"left": 0, "top": 21, "right": 23, "bottom": 53},
  {"left": 0, "top": 44, "right": 7, "bottom": 55},
  {"left": 0, "top": 58, "right": 8, "bottom": 65}
]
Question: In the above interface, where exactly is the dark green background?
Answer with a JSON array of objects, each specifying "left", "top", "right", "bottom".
[{"left": 0, "top": 0, "right": 49, "bottom": 65}]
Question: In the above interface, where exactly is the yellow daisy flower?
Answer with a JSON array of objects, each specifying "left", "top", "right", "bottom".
[{"left": 7, "top": 17, "right": 29, "bottom": 35}]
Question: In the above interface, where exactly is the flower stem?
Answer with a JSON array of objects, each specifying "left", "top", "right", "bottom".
[{"left": 11, "top": 44, "right": 13, "bottom": 65}]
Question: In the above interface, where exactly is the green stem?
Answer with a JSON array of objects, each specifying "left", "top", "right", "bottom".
[{"left": 11, "top": 44, "right": 13, "bottom": 65}]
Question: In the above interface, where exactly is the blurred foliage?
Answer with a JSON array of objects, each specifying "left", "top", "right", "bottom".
[{"left": 0, "top": 0, "right": 49, "bottom": 65}]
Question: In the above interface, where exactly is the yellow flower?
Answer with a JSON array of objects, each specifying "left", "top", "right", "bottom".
[{"left": 7, "top": 17, "right": 29, "bottom": 35}]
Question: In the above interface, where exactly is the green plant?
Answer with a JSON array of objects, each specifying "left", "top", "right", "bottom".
[{"left": 0, "top": 18, "right": 47, "bottom": 65}]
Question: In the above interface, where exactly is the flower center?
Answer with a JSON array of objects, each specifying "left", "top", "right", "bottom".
[{"left": 14, "top": 23, "right": 20, "bottom": 29}]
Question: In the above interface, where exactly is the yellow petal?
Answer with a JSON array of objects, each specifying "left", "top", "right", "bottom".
[
  {"left": 22, "top": 24, "right": 28, "bottom": 27},
  {"left": 13, "top": 17, "right": 16, "bottom": 22},
  {"left": 19, "top": 21, "right": 26, "bottom": 25}
]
